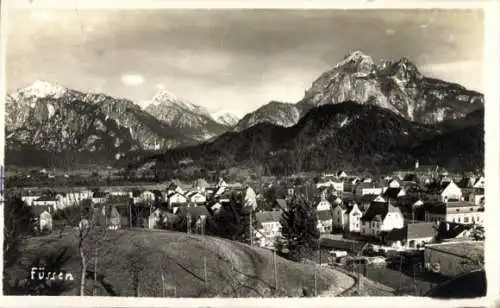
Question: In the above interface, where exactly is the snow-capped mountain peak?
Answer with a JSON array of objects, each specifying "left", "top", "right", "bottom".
[
  {"left": 150, "top": 90, "right": 211, "bottom": 117},
  {"left": 211, "top": 109, "right": 241, "bottom": 126},
  {"left": 14, "top": 80, "right": 68, "bottom": 99}
]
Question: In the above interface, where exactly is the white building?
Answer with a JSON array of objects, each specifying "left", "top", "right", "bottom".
[
  {"left": 316, "top": 180, "right": 344, "bottom": 192},
  {"left": 343, "top": 202, "right": 363, "bottom": 233},
  {"left": 436, "top": 181, "right": 463, "bottom": 202},
  {"left": 316, "top": 199, "right": 332, "bottom": 211},
  {"left": 331, "top": 203, "right": 347, "bottom": 230},
  {"left": 360, "top": 201, "right": 404, "bottom": 238},
  {"left": 255, "top": 211, "right": 282, "bottom": 248},
  {"left": 424, "top": 201, "right": 484, "bottom": 226},
  {"left": 187, "top": 191, "right": 207, "bottom": 204},
  {"left": 167, "top": 192, "right": 187, "bottom": 206}
]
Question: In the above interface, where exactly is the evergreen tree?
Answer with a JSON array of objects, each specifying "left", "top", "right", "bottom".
[{"left": 279, "top": 195, "right": 320, "bottom": 262}]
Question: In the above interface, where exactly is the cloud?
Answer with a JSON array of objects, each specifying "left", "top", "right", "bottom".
[
  {"left": 385, "top": 28, "right": 396, "bottom": 35},
  {"left": 420, "top": 61, "right": 483, "bottom": 92},
  {"left": 156, "top": 83, "right": 165, "bottom": 90},
  {"left": 121, "top": 74, "right": 145, "bottom": 86}
]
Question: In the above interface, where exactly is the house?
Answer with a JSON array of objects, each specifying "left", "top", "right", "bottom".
[
  {"left": 167, "top": 192, "right": 187, "bottom": 206},
  {"left": 32, "top": 195, "right": 59, "bottom": 210},
  {"left": 316, "top": 179, "right": 344, "bottom": 192},
  {"left": 354, "top": 182, "right": 383, "bottom": 197},
  {"left": 457, "top": 176, "right": 476, "bottom": 189},
  {"left": 382, "top": 222, "right": 436, "bottom": 249},
  {"left": 167, "top": 182, "right": 185, "bottom": 195},
  {"left": 317, "top": 210, "right": 333, "bottom": 234},
  {"left": 22, "top": 194, "right": 41, "bottom": 206},
  {"left": 433, "top": 181, "right": 463, "bottom": 202},
  {"left": 148, "top": 205, "right": 175, "bottom": 229},
  {"left": 216, "top": 178, "right": 228, "bottom": 189},
  {"left": 337, "top": 171, "right": 348, "bottom": 179},
  {"left": 108, "top": 205, "right": 122, "bottom": 230},
  {"left": 255, "top": 211, "right": 282, "bottom": 247},
  {"left": 387, "top": 179, "right": 401, "bottom": 189},
  {"left": 32, "top": 206, "right": 53, "bottom": 232},
  {"left": 186, "top": 191, "right": 207, "bottom": 204},
  {"left": 343, "top": 202, "right": 363, "bottom": 233},
  {"left": 331, "top": 203, "right": 347, "bottom": 231},
  {"left": 472, "top": 176, "right": 485, "bottom": 189},
  {"left": 316, "top": 198, "right": 332, "bottom": 211},
  {"left": 424, "top": 241, "right": 484, "bottom": 277},
  {"left": 382, "top": 187, "right": 406, "bottom": 201},
  {"left": 360, "top": 200, "right": 404, "bottom": 239},
  {"left": 92, "top": 191, "right": 108, "bottom": 205},
  {"left": 424, "top": 201, "right": 484, "bottom": 226}
]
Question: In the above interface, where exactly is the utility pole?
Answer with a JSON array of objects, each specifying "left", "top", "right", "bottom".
[
  {"left": 93, "top": 247, "right": 98, "bottom": 296},
  {"left": 250, "top": 211, "right": 253, "bottom": 247},
  {"left": 161, "top": 272, "right": 165, "bottom": 297},
  {"left": 273, "top": 249, "right": 278, "bottom": 294}
]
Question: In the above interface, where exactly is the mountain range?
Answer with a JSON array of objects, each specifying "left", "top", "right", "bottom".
[
  {"left": 5, "top": 81, "right": 233, "bottom": 168},
  {"left": 5, "top": 50, "right": 485, "bottom": 172},
  {"left": 145, "top": 102, "right": 484, "bottom": 176},
  {"left": 233, "top": 50, "right": 483, "bottom": 131}
]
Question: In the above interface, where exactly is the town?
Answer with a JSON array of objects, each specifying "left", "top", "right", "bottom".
[{"left": 8, "top": 160, "right": 486, "bottom": 296}]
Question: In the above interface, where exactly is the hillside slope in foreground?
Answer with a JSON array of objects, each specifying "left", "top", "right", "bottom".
[{"left": 7, "top": 229, "right": 361, "bottom": 297}]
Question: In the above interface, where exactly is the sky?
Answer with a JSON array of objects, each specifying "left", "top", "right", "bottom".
[{"left": 6, "top": 9, "right": 484, "bottom": 117}]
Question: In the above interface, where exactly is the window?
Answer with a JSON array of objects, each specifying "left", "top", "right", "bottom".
[
  {"left": 457, "top": 217, "right": 461, "bottom": 223},
  {"left": 464, "top": 217, "right": 469, "bottom": 223},
  {"left": 456, "top": 209, "right": 460, "bottom": 212}
]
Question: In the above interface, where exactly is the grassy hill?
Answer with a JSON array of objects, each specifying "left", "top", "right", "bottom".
[{"left": 6, "top": 229, "right": 354, "bottom": 297}]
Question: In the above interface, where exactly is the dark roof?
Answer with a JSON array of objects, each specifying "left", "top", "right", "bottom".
[
  {"left": 317, "top": 210, "right": 332, "bottom": 221},
  {"left": 383, "top": 187, "right": 403, "bottom": 200},
  {"left": 407, "top": 222, "right": 436, "bottom": 239},
  {"left": 403, "top": 173, "right": 419, "bottom": 182},
  {"left": 345, "top": 202, "right": 361, "bottom": 214},
  {"left": 361, "top": 201, "right": 401, "bottom": 222},
  {"left": 93, "top": 191, "right": 107, "bottom": 198}
]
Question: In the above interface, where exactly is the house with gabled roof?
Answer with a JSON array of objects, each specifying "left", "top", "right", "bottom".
[
  {"left": 360, "top": 199, "right": 404, "bottom": 239},
  {"left": 382, "top": 221, "right": 436, "bottom": 249},
  {"left": 186, "top": 191, "right": 206, "bottom": 204},
  {"left": 331, "top": 202, "right": 347, "bottom": 231},
  {"left": 317, "top": 210, "right": 333, "bottom": 234},
  {"left": 255, "top": 210, "right": 283, "bottom": 247},
  {"left": 473, "top": 176, "right": 485, "bottom": 189},
  {"left": 343, "top": 202, "right": 363, "bottom": 233}
]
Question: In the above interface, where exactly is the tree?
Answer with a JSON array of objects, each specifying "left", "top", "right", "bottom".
[
  {"left": 470, "top": 224, "right": 485, "bottom": 241},
  {"left": 126, "top": 240, "right": 146, "bottom": 297},
  {"left": 4, "top": 197, "right": 36, "bottom": 289},
  {"left": 56, "top": 193, "right": 108, "bottom": 296},
  {"left": 278, "top": 195, "right": 320, "bottom": 262}
]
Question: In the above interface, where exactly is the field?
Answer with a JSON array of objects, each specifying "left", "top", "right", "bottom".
[{"left": 5, "top": 229, "right": 355, "bottom": 297}]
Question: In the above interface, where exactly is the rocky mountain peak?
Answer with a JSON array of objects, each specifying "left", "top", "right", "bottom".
[
  {"left": 12, "top": 80, "right": 68, "bottom": 100},
  {"left": 390, "top": 57, "right": 422, "bottom": 81}
]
